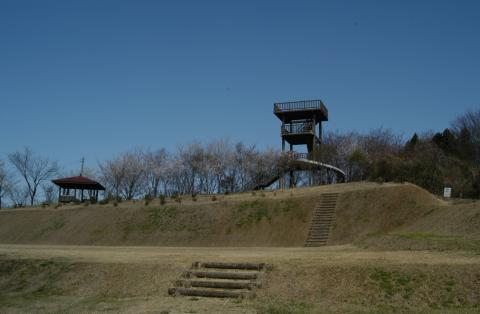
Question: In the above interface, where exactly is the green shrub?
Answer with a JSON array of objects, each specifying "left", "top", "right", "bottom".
[{"left": 211, "top": 195, "right": 217, "bottom": 202}]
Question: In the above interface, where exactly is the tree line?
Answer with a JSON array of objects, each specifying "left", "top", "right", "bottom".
[
  {"left": 320, "top": 109, "right": 480, "bottom": 198},
  {"left": 0, "top": 109, "right": 478, "bottom": 208},
  {"left": 0, "top": 142, "right": 281, "bottom": 207}
]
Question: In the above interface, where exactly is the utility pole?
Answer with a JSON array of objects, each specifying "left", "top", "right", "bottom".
[{"left": 80, "top": 157, "right": 85, "bottom": 176}]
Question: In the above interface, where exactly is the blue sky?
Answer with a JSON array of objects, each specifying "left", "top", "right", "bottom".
[{"left": 1, "top": 0, "right": 479, "bottom": 172}]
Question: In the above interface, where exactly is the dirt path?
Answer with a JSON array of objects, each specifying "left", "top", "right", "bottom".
[{"left": 1, "top": 244, "right": 478, "bottom": 265}]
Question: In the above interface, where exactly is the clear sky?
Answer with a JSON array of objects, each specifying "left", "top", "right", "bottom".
[{"left": 1, "top": 0, "right": 479, "bottom": 172}]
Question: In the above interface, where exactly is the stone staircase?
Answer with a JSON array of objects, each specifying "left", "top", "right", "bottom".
[
  {"left": 168, "top": 262, "right": 269, "bottom": 299},
  {"left": 305, "top": 192, "right": 339, "bottom": 247}
]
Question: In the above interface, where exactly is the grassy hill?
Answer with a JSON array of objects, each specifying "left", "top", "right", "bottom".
[
  {"left": 0, "top": 182, "right": 477, "bottom": 249},
  {"left": 1, "top": 182, "right": 480, "bottom": 313}
]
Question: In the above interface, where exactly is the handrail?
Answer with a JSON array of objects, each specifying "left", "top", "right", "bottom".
[
  {"left": 274, "top": 100, "right": 327, "bottom": 113},
  {"left": 281, "top": 122, "right": 314, "bottom": 134},
  {"left": 243, "top": 151, "right": 346, "bottom": 191}
]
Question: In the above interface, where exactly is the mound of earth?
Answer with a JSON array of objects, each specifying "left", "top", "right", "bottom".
[{"left": 0, "top": 182, "right": 465, "bottom": 248}]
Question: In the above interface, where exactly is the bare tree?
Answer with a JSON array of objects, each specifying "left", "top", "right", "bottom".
[
  {"left": 8, "top": 183, "right": 29, "bottom": 208},
  {"left": 143, "top": 148, "right": 168, "bottom": 197},
  {"left": 42, "top": 184, "right": 55, "bottom": 204},
  {"left": 99, "top": 149, "right": 146, "bottom": 200},
  {"left": 8, "top": 148, "right": 58, "bottom": 206},
  {"left": 359, "top": 127, "right": 402, "bottom": 163},
  {"left": 176, "top": 142, "right": 206, "bottom": 195},
  {"left": 120, "top": 149, "right": 146, "bottom": 200},
  {"left": 233, "top": 142, "right": 258, "bottom": 191},
  {"left": 99, "top": 157, "right": 126, "bottom": 199},
  {"left": 452, "top": 109, "right": 480, "bottom": 163},
  {"left": 0, "top": 160, "right": 14, "bottom": 209}
]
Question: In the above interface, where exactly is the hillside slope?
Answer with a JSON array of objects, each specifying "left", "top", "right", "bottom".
[{"left": 0, "top": 182, "right": 464, "bottom": 247}]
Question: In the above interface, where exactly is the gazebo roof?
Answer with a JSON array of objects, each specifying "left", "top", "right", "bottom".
[{"left": 52, "top": 176, "right": 105, "bottom": 190}]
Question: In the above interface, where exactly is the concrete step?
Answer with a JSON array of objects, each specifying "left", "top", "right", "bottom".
[
  {"left": 305, "top": 192, "right": 340, "bottom": 247},
  {"left": 307, "top": 237, "right": 329, "bottom": 240},
  {"left": 309, "top": 227, "right": 331, "bottom": 231},
  {"left": 305, "top": 241, "right": 327, "bottom": 245},
  {"left": 309, "top": 224, "right": 333, "bottom": 228},
  {"left": 307, "top": 236, "right": 329, "bottom": 240},
  {"left": 309, "top": 230, "right": 330, "bottom": 234},
  {"left": 308, "top": 229, "right": 330, "bottom": 233}
]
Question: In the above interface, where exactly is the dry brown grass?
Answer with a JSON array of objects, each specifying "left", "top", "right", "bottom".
[
  {"left": 1, "top": 182, "right": 480, "bottom": 313},
  {"left": 0, "top": 182, "right": 454, "bottom": 248},
  {"left": 1, "top": 245, "right": 480, "bottom": 313}
]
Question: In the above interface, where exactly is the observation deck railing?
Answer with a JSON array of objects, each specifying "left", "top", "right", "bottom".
[
  {"left": 281, "top": 122, "right": 314, "bottom": 135},
  {"left": 274, "top": 99, "right": 327, "bottom": 113},
  {"left": 283, "top": 151, "right": 313, "bottom": 161}
]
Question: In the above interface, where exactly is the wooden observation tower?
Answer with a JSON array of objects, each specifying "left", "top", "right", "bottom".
[
  {"left": 274, "top": 99, "right": 328, "bottom": 161},
  {"left": 274, "top": 99, "right": 343, "bottom": 188},
  {"left": 246, "top": 99, "right": 344, "bottom": 191}
]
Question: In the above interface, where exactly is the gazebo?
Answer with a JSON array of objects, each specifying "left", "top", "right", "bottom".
[{"left": 52, "top": 175, "right": 105, "bottom": 203}]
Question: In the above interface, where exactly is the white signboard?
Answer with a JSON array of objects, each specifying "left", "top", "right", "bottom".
[{"left": 443, "top": 187, "right": 452, "bottom": 198}]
